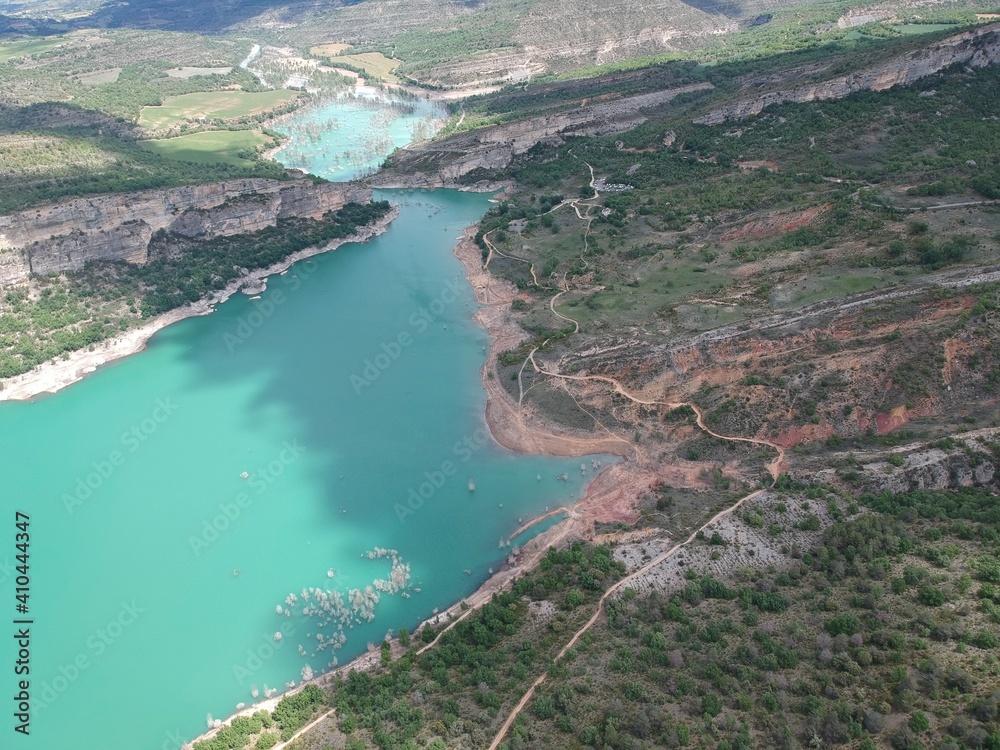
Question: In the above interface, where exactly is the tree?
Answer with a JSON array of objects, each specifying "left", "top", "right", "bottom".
[
  {"left": 702, "top": 693, "right": 723, "bottom": 717},
  {"left": 533, "top": 694, "right": 556, "bottom": 719},
  {"left": 908, "top": 711, "right": 930, "bottom": 732}
]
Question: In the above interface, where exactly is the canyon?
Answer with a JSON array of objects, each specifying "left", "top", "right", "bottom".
[
  {"left": 695, "top": 22, "right": 1000, "bottom": 124},
  {"left": 372, "top": 83, "right": 713, "bottom": 188},
  {"left": 0, "top": 177, "right": 369, "bottom": 284}
]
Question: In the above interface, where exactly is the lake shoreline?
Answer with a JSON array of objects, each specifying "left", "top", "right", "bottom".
[
  {"left": 0, "top": 207, "right": 399, "bottom": 403},
  {"left": 181, "top": 224, "right": 651, "bottom": 750},
  {"left": 262, "top": 83, "right": 450, "bottom": 178}
]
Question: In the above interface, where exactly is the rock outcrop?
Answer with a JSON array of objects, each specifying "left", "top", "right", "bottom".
[
  {"left": 695, "top": 22, "right": 1000, "bottom": 125},
  {"left": 372, "top": 83, "right": 712, "bottom": 188},
  {"left": 812, "top": 429, "right": 1000, "bottom": 494},
  {"left": 0, "top": 178, "right": 369, "bottom": 285}
]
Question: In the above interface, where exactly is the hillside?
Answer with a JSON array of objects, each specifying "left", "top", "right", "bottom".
[
  {"left": 271, "top": 21, "right": 1000, "bottom": 750},
  {"left": 1, "top": 5, "right": 1000, "bottom": 750},
  {"left": 5, "top": 0, "right": 1000, "bottom": 87}
]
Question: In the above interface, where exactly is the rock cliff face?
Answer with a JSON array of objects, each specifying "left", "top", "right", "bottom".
[
  {"left": 0, "top": 178, "right": 369, "bottom": 285},
  {"left": 695, "top": 22, "right": 1000, "bottom": 124},
  {"left": 372, "top": 83, "right": 712, "bottom": 188}
]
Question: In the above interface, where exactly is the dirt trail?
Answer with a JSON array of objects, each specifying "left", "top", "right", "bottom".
[
  {"left": 527, "top": 350, "right": 785, "bottom": 480},
  {"left": 549, "top": 289, "right": 580, "bottom": 333},
  {"left": 483, "top": 227, "right": 542, "bottom": 286},
  {"left": 272, "top": 709, "right": 335, "bottom": 750},
  {"left": 487, "top": 488, "right": 766, "bottom": 750}
]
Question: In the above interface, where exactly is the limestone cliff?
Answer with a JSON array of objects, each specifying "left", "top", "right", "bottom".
[
  {"left": 695, "top": 22, "right": 1000, "bottom": 125},
  {"left": 0, "top": 178, "right": 369, "bottom": 285},
  {"left": 372, "top": 83, "right": 712, "bottom": 188}
]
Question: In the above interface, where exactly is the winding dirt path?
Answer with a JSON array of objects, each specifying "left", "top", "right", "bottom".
[
  {"left": 526, "top": 350, "right": 785, "bottom": 481},
  {"left": 483, "top": 227, "right": 543, "bottom": 286},
  {"left": 486, "top": 304, "right": 786, "bottom": 748},
  {"left": 549, "top": 289, "right": 580, "bottom": 334},
  {"left": 487, "top": 487, "right": 766, "bottom": 749}
]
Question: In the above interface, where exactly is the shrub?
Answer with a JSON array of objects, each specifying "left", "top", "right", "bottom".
[
  {"left": 825, "top": 613, "right": 862, "bottom": 636},
  {"left": 917, "top": 586, "right": 945, "bottom": 606},
  {"left": 973, "top": 630, "right": 999, "bottom": 649},
  {"left": 909, "top": 711, "right": 930, "bottom": 732},
  {"left": 702, "top": 693, "right": 723, "bottom": 717}
]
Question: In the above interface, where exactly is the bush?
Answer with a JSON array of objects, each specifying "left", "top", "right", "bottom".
[
  {"left": 909, "top": 711, "right": 930, "bottom": 732},
  {"left": 917, "top": 586, "right": 946, "bottom": 606},
  {"left": 825, "top": 613, "right": 862, "bottom": 637},
  {"left": 533, "top": 694, "right": 556, "bottom": 719},
  {"left": 973, "top": 631, "right": 999, "bottom": 649},
  {"left": 273, "top": 684, "right": 324, "bottom": 735},
  {"left": 702, "top": 693, "right": 723, "bottom": 717}
]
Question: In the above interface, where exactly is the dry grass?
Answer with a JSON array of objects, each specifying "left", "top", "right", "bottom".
[
  {"left": 315, "top": 51, "right": 401, "bottom": 83},
  {"left": 310, "top": 43, "right": 353, "bottom": 56},
  {"left": 163, "top": 66, "right": 233, "bottom": 78}
]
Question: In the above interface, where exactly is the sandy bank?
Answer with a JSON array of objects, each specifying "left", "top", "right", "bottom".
[{"left": 0, "top": 207, "right": 398, "bottom": 402}]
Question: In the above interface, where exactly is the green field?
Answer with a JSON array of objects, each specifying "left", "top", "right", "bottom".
[
  {"left": 314, "top": 51, "right": 401, "bottom": 83},
  {"left": 888, "top": 23, "right": 959, "bottom": 34},
  {"left": 137, "top": 89, "right": 298, "bottom": 130},
  {"left": 0, "top": 37, "right": 66, "bottom": 62},
  {"left": 137, "top": 130, "right": 269, "bottom": 165}
]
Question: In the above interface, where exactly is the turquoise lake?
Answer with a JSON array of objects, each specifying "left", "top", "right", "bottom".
[
  {"left": 0, "top": 93, "right": 607, "bottom": 749},
  {"left": 273, "top": 87, "right": 446, "bottom": 181}
]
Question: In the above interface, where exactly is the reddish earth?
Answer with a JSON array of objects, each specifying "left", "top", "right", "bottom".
[
  {"left": 942, "top": 336, "right": 970, "bottom": 386},
  {"left": 721, "top": 204, "right": 829, "bottom": 242},
  {"left": 872, "top": 402, "right": 936, "bottom": 434},
  {"left": 773, "top": 421, "right": 836, "bottom": 449}
]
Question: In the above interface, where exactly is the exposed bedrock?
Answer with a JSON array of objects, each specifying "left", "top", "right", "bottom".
[
  {"left": 371, "top": 82, "right": 713, "bottom": 188},
  {"left": 0, "top": 178, "right": 370, "bottom": 285},
  {"left": 695, "top": 22, "right": 1000, "bottom": 125}
]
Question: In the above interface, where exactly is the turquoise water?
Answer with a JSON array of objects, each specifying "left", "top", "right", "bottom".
[
  {"left": 274, "top": 88, "right": 446, "bottom": 181},
  {"left": 0, "top": 191, "right": 610, "bottom": 745}
]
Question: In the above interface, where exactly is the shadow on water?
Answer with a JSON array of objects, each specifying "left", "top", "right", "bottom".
[{"left": 169, "top": 189, "right": 598, "bottom": 569}]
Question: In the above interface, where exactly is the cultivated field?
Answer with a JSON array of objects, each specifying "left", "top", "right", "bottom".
[
  {"left": 137, "top": 129, "right": 269, "bottom": 165},
  {"left": 137, "top": 90, "right": 299, "bottom": 130},
  {"left": 309, "top": 43, "right": 352, "bottom": 56},
  {"left": 0, "top": 37, "right": 66, "bottom": 62},
  {"left": 312, "top": 50, "right": 401, "bottom": 83},
  {"left": 164, "top": 66, "right": 234, "bottom": 78}
]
